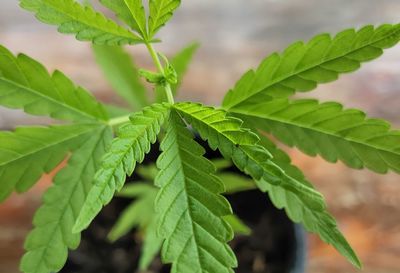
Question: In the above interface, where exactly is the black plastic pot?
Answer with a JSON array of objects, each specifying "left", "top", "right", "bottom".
[
  {"left": 226, "top": 189, "right": 306, "bottom": 273},
  {"left": 61, "top": 141, "right": 306, "bottom": 273}
]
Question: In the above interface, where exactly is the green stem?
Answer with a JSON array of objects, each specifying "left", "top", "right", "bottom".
[
  {"left": 145, "top": 43, "right": 175, "bottom": 104},
  {"left": 146, "top": 43, "right": 165, "bottom": 73},
  {"left": 108, "top": 45, "right": 174, "bottom": 128},
  {"left": 163, "top": 84, "right": 175, "bottom": 105},
  {"left": 108, "top": 114, "right": 131, "bottom": 126}
]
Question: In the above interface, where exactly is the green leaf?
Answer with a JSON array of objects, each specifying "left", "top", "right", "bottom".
[
  {"left": 223, "top": 24, "right": 400, "bottom": 109},
  {"left": 252, "top": 132, "right": 362, "bottom": 269},
  {"left": 100, "top": 0, "right": 147, "bottom": 37},
  {"left": 223, "top": 215, "right": 251, "bottom": 236},
  {"left": 108, "top": 200, "right": 150, "bottom": 241},
  {"left": 0, "top": 124, "right": 100, "bottom": 201},
  {"left": 139, "top": 68, "right": 165, "bottom": 84},
  {"left": 93, "top": 45, "right": 149, "bottom": 110},
  {"left": 232, "top": 98, "right": 400, "bottom": 174},
  {"left": 244, "top": 123, "right": 315, "bottom": 190},
  {"left": 136, "top": 164, "right": 159, "bottom": 181},
  {"left": 242, "top": 119, "right": 362, "bottom": 268},
  {"left": 0, "top": 45, "right": 108, "bottom": 122},
  {"left": 104, "top": 103, "right": 131, "bottom": 118},
  {"left": 218, "top": 173, "right": 256, "bottom": 194},
  {"left": 117, "top": 182, "right": 156, "bottom": 197},
  {"left": 20, "top": 0, "right": 143, "bottom": 45},
  {"left": 73, "top": 103, "right": 170, "bottom": 233},
  {"left": 212, "top": 159, "right": 233, "bottom": 171},
  {"left": 113, "top": 182, "right": 162, "bottom": 270},
  {"left": 148, "top": 0, "right": 181, "bottom": 38},
  {"left": 139, "top": 216, "right": 163, "bottom": 270},
  {"left": 108, "top": 184, "right": 157, "bottom": 242},
  {"left": 170, "top": 42, "right": 199, "bottom": 94},
  {"left": 175, "top": 102, "right": 325, "bottom": 211},
  {"left": 20, "top": 125, "right": 113, "bottom": 273},
  {"left": 155, "top": 110, "right": 237, "bottom": 273},
  {"left": 174, "top": 102, "right": 361, "bottom": 268},
  {"left": 164, "top": 64, "right": 178, "bottom": 85}
]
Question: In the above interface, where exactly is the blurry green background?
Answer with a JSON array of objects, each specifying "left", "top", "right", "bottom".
[{"left": 0, "top": 1, "right": 399, "bottom": 272}]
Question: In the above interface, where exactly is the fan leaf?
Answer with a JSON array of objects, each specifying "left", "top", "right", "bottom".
[
  {"left": 155, "top": 110, "right": 237, "bottom": 273},
  {"left": 20, "top": 0, "right": 143, "bottom": 45},
  {"left": 223, "top": 24, "right": 400, "bottom": 109},
  {"left": 20, "top": 125, "right": 113, "bottom": 273},
  {"left": 73, "top": 103, "right": 170, "bottom": 233},
  {"left": 252, "top": 131, "right": 361, "bottom": 268},
  {"left": 232, "top": 98, "right": 400, "bottom": 174},
  {"left": 174, "top": 102, "right": 325, "bottom": 210},
  {"left": 0, "top": 124, "right": 101, "bottom": 201},
  {"left": 0, "top": 45, "right": 108, "bottom": 122},
  {"left": 148, "top": 0, "right": 181, "bottom": 38},
  {"left": 174, "top": 102, "right": 361, "bottom": 268},
  {"left": 100, "top": 0, "right": 147, "bottom": 37}
]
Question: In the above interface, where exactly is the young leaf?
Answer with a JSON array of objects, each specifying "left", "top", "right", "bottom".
[
  {"left": 170, "top": 42, "right": 200, "bottom": 94},
  {"left": 139, "top": 69, "right": 166, "bottom": 84},
  {"left": 212, "top": 158, "right": 233, "bottom": 170},
  {"left": 100, "top": 0, "right": 147, "bottom": 37},
  {"left": 104, "top": 103, "right": 131, "bottom": 118},
  {"left": 231, "top": 98, "right": 400, "bottom": 174},
  {"left": 114, "top": 182, "right": 162, "bottom": 271},
  {"left": 223, "top": 24, "right": 400, "bottom": 109},
  {"left": 139, "top": 216, "right": 163, "bottom": 270},
  {"left": 174, "top": 102, "right": 361, "bottom": 268},
  {"left": 223, "top": 215, "right": 251, "bottom": 236},
  {"left": 0, "top": 124, "right": 100, "bottom": 201},
  {"left": 0, "top": 45, "right": 108, "bottom": 122},
  {"left": 136, "top": 164, "right": 160, "bottom": 181},
  {"left": 155, "top": 42, "right": 199, "bottom": 102},
  {"left": 218, "top": 173, "right": 256, "bottom": 194},
  {"left": 20, "top": 0, "right": 143, "bottom": 45},
  {"left": 117, "top": 182, "right": 157, "bottom": 198},
  {"left": 73, "top": 103, "right": 170, "bottom": 233},
  {"left": 155, "top": 110, "right": 237, "bottom": 273},
  {"left": 108, "top": 186, "right": 157, "bottom": 242},
  {"left": 148, "top": 0, "right": 181, "bottom": 38},
  {"left": 93, "top": 45, "right": 148, "bottom": 110},
  {"left": 113, "top": 183, "right": 163, "bottom": 270},
  {"left": 20, "top": 125, "right": 113, "bottom": 273}
]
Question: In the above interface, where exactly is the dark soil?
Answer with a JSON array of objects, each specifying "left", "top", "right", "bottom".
[{"left": 61, "top": 142, "right": 301, "bottom": 273}]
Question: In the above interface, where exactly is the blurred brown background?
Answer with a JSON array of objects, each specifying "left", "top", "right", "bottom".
[{"left": 1, "top": 0, "right": 400, "bottom": 272}]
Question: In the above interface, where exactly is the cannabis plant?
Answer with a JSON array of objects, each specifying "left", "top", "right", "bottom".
[{"left": 0, "top": 1, "right": 399, "bottom": 272}]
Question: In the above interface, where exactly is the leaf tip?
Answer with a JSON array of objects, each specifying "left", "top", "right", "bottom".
[
  {"left": 349, "top": 253, "right": 363, "bottom": 270},
  {"left": 350, "top": 259, "right": 363, "bottom": 270},
  {"left": 71, "top": 216, "right": 87, "bottom": 234}
]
